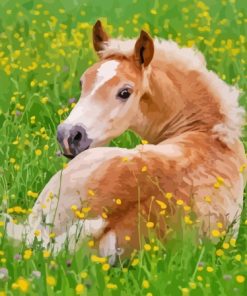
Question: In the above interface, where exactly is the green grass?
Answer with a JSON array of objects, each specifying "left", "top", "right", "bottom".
[{"left": 0, "top": 0, "right": 246, "bottom": 295}]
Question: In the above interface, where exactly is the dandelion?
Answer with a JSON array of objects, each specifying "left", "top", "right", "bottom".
[
  {"left": 216, "top": 249, "right": 224, "bottom": 256},
  {"left": 75, "top": 283, "right": 84, "bottom": 294},
  {"left": 153, "top": 245, "right": 159, "bottom": 251},
  {"left": 206, "top": 266, "right": 214, "bottom": 272},
  {"left": 189, "top": 282, "right": 197, "bottom": 289},
  {"left": 217, "top": 222, "right": 223, "bottom": 229},
  {"left": 214, "top": 182, "right": 220, "bottom": 189},
  {"left": 46, "top": 276, "right": 56, "bottom": 287},
  {"left": 142, "top": 280, "right": 150, "bottom": 289},
  {"left": 115, "top": 198, "right": 122, "bottom": 205},
  {"left": 102, "top": 212, "right": 108, "bottom": 219},
  {"left": 57, "top": 109, "right": 64, "bottom": 116},
  {"left": 235, "top": 275, "right": 245, "bottom": 283},
  {"left": 222, "top": 242, "right": 229, "bottom": 249},
  {"left": 121, "top": 157, "right": 129, "bottom": 162},
  {"left": 165, "top": 192, "right": 173, "bottom": 199},
  {"left": 91, "top": 255, "right": 106, "bottom": 264},
  {"left": 141, "top": 139, "right": 148, "bottom": 144},
  {"left": 184, "top": 215, "right": 193, "bottom": 224},
  {"left": 141, "top": 165, "right": 147, "bottom": 172},
  {"left": 35, "top": 149, "right": 42, "bottom": 156},
  {"left": 16, "top": 277, "right": 29, "bottom": 293},
  {"left": 23, "top": 249, "right": 32, "bottom": 260},
  {"left": 34, "top": 230, "right": 41, "bottom": 237},
  {"left": 102, "top": 263, "right": 110, "bottom": 271},
  {"left": 43, "top": 250, "right": 51, "bottom": 258},
  {"left": 197, "top": 275, "right": 203, "bottom": 281},
  {"left": 204, "top": 195, "right": 211, "bottom": 203},
  {"left": 181, "top": 288, "right": 190, "bottom": 296},
  {"left": 131, "top": 258, "right": 139, "bottom": 266},
  {"left": 211, "top": 229, "right": 220, "bottom": 237},
  {"left": 183, "top": 205, "right": 191, "bottom": 212},
  {"left": 49, "top": 232, "right": 56, "bottom": 239},
  {"left": 144, "top": 244, "right": 151, "bottom": 251},
  {"left": 106, "top": 283, "right": 117, "bottom": 289},
  {"left": 230, "top": 238, "right": 236, "bottom": 247},
  {"left": 176, "top": 199, "right": 184, "bottom": 206},
  {"left": 40, "top": 96, "right": 48, "bottom": 104},
  {"left": 146, "top": 221, "right": 154, "bottom": 229},
  {"left": 155, "top": 200, "right": 167, "bottom": 209},
  {"left": 88, "top": 189, "right": 95, "bottom": 197},
  {"left": 80, "top": 272, "right": 88, "bottom": 279},
  {"left": 71, "top": 205, "right": 78, "bottom": 211},
  {"left": 234, "top": 254, "right": 241, "bottom": 261},
  {"left": 150, "top": 9, "right": 157, "bottom": 15},
  {"left": 88, "top": 240, "right": 94, "bottom": 247}
]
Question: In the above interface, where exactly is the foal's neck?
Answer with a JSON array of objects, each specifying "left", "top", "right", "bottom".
[{"left": 145, "top": 61, "right": 222, "bottom": 144}]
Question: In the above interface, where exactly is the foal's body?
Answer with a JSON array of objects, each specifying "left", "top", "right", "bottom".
[{"left": 7, "top": 21, "right": 246, "bottom": 260}]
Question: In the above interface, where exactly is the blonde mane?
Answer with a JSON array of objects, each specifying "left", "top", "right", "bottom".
[{"left": 100, "top": 38, "right": 245, "bottom": 146}]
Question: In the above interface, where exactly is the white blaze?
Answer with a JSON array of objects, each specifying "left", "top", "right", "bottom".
[
  {"left": 64, "top": 60, "right": 119, "bottom": 125},
  {"left": 91, "top": 60, "right": 119, "bottom": 95}
]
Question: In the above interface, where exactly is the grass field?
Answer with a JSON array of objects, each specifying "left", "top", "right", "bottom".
[{"left": 0, "top": 0, "right": 246, "bottom": 295}]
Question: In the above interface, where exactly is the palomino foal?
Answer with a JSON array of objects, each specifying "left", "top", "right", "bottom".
[{"left": 7, "top": 21, "right": 246, "bottom": 262}]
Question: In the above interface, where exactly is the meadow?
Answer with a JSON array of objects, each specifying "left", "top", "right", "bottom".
[{"left": 0, "top": 0, "right": 246, "bottom": 295}]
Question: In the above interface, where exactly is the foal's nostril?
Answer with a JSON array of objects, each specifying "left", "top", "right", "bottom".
[
  {"left": 68, "top": 125, "right": 92, "bottom": 156},
  {"left": 73, "top": 131, "right": 82, "bottom": 143}
]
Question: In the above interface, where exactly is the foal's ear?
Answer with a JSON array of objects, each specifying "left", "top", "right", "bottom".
[
  {"left": 92, "top": 20, "right": 109, "bottom": 54},
  {"left": 134, "top": 30, "right": 154, "bottom": 67}
]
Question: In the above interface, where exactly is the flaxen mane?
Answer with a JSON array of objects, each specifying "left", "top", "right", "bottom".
[{"left": 101, "top": 38, "right": 245, "bottom": 145}]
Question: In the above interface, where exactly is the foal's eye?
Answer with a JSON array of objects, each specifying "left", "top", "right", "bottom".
[{"left": 117, "top": 88, "right": 132, "bottom": 100}]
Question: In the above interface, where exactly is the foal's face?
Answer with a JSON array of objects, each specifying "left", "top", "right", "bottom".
[
  {"left": 57, "top": 58, "right": 143, "bottom": 157},
  {"left": 57, "top": 20, "right": 154, "bottom": 158}
]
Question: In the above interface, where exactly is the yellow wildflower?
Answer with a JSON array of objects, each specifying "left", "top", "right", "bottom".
[
  {"left": 106, "top": 283, "right": 117, "bottom": 289},
  {"left": 216, "top": 249, "right": 224, "bottom": 256},
  {"left": 75, "top": 283, "right": 84, "bottom": 294},
  {"left": 35, "top": 149, "right": 42, "bottom": 156},
  {"left": 165, "top": 192, "right": 173, "bottom": 199},
  {"left": 91, "top": 255, "right": 106, "bottom": 264},
  {"left": 235, "top": 275, "right": 245, "bottom": 283},
  {"left": 131, "top": 258, "right": 139, "bottom": 266},
  {"left": 206, "top": 266, "right": 214, "bottom": 272},
  {"left": 80, "top": 272, "right": 88, "bottom": 279},
  {"left": 141, "top": 139, "right": 148, "bottom": 144},
  {"left": 144, "top": 244, "right": 151, "bottom": 251},
  {"left": 43, "top": 250, "right": 51, "bottom": 258},
  {"left": 142, "top": 280, "right": 150, "bottom": 289},
  {"left": 88, "top": 189, "right": 95, "bottom": 197},
  {"left": 46, "top": 276, "right": 56, "bottom": 286},
  {"left": 16, "top": 277, "right": 29, "bottom": 293},
  {"left": 146, "top": 221, "right": 154, "bottom": 229},
  {"left": 115, "top": 198, "right": 122, "bottom": 205},
  {"left": 141, "top": 165, "right": 147, "bottom": 172},
  {"left": 23, "top": 249, "right": 32, "bottom": 260},
  {"left": 176, "top": 199, "right": 184, "bottom": 206},
  {"left": 211, "top": 229, "right": 220, "bottom": 237},
  {"left": 102, "top": 263, "right": 110, "bottom": 271},
  {"left": 155, "top": 200, "right": 167, "bottom": 209},
  {"left": 88, "top": 240, "right": 94, "bottom": 247}
]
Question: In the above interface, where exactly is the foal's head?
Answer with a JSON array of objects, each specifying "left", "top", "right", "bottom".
[{"left": 57, "top": 20, "right": 154, "bottom": 158}]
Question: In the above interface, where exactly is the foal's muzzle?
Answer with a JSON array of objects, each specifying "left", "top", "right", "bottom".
[{"left": 57, "top": 124, "right": 92, "bottom": 158}]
